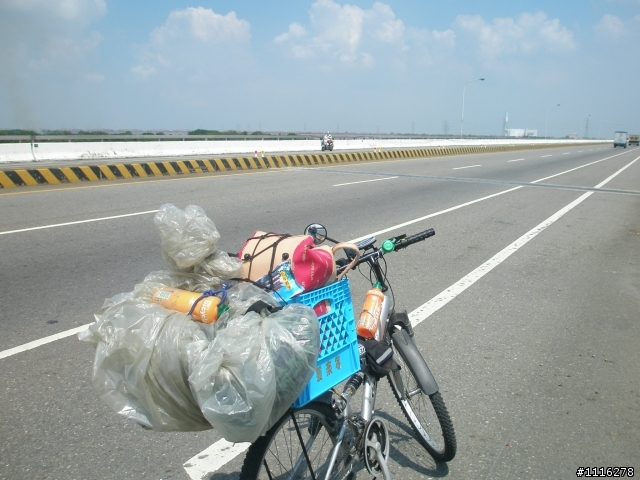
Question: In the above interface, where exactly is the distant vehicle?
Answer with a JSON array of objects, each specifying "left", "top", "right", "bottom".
[
  {"left": 613, "top": 131, "right": 628, "bottom": 148},
  {"left": 321, "top": 132, "right": 334, "bottom": 151},
  {"left": 629, "top": 133, "right": 639, "bottom": 146}
]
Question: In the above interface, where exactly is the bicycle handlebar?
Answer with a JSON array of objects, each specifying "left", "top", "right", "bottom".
[
  {"left": 393, "top": 228, "right": 435, "bottom": 251},
  {"left": 335, "top": 227, "right": 435, "bottom": 274}
]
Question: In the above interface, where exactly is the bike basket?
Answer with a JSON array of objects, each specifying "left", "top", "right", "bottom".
[{"left": 282, "top": 279, "right": 359, "bottom": 407}]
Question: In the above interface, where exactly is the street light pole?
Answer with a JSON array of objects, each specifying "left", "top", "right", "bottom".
[
  {"left": 460, "top": 78, "right": 485, "bottom": 138},
  {"left": 545, "top": 103, "right": 560, "bottom": 138}
]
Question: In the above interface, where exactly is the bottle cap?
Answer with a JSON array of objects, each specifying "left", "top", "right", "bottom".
[
  {"left": 381, "top": 239, "right": 395, "bottom": 253},
  {"left": 217, "top": 304, "right": 229, "bottom": 316}
]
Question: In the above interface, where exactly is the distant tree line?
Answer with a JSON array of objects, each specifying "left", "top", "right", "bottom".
[{"left": 188, "top": 129, "right": 300, "bottom": 136}]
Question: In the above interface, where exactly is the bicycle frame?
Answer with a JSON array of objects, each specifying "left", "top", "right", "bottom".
[{"left": 317, "top": 247, "right": 395, "bottom": 480}]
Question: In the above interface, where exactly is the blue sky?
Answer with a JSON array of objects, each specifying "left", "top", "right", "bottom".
[{"left": 1, "top": 0, "right": 639, "bottom": 137}]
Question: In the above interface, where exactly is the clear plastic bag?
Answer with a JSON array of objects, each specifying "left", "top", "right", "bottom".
[
  {"left": 81, "top": 204, "right": 320, "bottom": 441},
  {"left": 189, "top": 285, "right": 319, "bottom": 442},
  {"left": 153, "top": 203, "right": 222, "bottom": 271},
  {"left": 79, "top": 294, "right": 212, "bottom": 431},
  {"left": 80, "top": 283, "right": 319, "bottom": 441}
]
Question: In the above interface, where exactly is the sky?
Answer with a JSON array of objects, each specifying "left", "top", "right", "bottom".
[{"left": 0, "top": 0, "right": 639, "bottom": 137}]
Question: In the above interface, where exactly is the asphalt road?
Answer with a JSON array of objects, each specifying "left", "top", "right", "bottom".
[{"left": 1, "top": 144, "right": 638, "bottom": 480}]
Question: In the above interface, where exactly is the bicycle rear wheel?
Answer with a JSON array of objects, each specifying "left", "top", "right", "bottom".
[
  {"left": 388, "top": 333, "right": 457, "bottom": 462},
  {"left": 239, "top": 402, "right": 342, "bottom": 480}
]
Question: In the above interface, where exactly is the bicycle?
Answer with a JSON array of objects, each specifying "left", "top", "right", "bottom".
[{"left": 239, "top": 224, "right": 457, "bottom": 480}]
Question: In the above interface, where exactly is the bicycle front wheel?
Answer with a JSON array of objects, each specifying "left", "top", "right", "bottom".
[
  {"left": 388, "top": 333, "right": 457, "bottom": 462},
  {"left": 239, "top": 402, "right": 341, "bottom": 480}
]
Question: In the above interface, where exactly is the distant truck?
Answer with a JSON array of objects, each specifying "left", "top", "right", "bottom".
[
  {"left": 613, "top": 131, "right": 628, "bottom": 148},
  {"left": 629, "top": 133, "right": 639, "bottom": 146}
]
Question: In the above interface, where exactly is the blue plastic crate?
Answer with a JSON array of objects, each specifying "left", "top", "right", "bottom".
[{"left": 283, "top": 279, "right": 360, "bottom": 407}]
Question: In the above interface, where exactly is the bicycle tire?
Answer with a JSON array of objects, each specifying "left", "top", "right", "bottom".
[
  {"left": 239, "top": 402, "right": 344, "bottom": 480},
  {"left": 388, "top": 335, "right": 457, "bottom": 462}
]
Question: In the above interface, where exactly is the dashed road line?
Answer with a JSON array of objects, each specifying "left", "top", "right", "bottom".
[
  {"left": 508, "top": 159, "right": 525, "bottom": 163},
  {"left": 409, "top": 154, "right": 639, "bottom": 325},
  {"left": 0, "top": 210, "right": 159, "bottom": 236},
  {"left": 452, "top": 165, "right": 481, "bottom": 170},
  {"left": 333, "top": 176, "right": 398, "bottom": 187},
  {"left": 542, "top": 154, "right": 553, "bottom": 157}
]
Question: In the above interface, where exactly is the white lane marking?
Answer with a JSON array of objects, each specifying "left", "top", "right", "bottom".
[
  {"left": 0, "top": 210, "right": 159, "bottom": 236},
  {"left": 452, "top": 165, "right": 481, "bottom": 170},
  {"left": 333, "top": 176, "right": 398, "bottom": 187},
  {"left": 541, "top": 155, "right": 553, "bottom": 157},
  {"left": 0, "top": 149, "right": 634, "bottom": 360},
  {"left": 507, "top": 158, "right": 525, "bottom": 162},
  {"left": 563, "top": 152, "right": 570, "bottom": 155},
  {"left": 531, "top": 149, "right": 629, "bottom": 184},
  {"left": 409, "top": 154, "right": 639, "bottom": 327},
  {"left": 183, "top": 155, "right": 640, "bottom": 480},
  {"left": 183, "top": 440, "right": 250, "bottom": 480},
  {"left": 348, "top": 187, "right": 522, "bottom": 243},
  {"left": 0, "top": 324, "right": 93, "bottom": 360}
]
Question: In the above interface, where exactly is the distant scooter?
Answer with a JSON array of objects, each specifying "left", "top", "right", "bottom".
[{"left": 321, "top": 135, "right": 334, "bottom": 151}]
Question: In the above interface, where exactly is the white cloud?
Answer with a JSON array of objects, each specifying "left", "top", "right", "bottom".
[
  {"left": 0, "top": 0, "right": 106, "bottom": 22},
  {"left": 455, "top": 11, "right": 575, "bottom": 60},
  {"left": 594, "top": 14, "right": 626, "bottom": 38},
  {"left": 276, "top": 0, "right": 444, "bottom": 67},
  {"left": 133, "top": 7, "right": 251, "bottom": 78},
  {"left": 0, "top": 0, "right": 105, "bottom": 66},
  {"left": 274, "top": 23, "right": 307, "bottom": 44}
]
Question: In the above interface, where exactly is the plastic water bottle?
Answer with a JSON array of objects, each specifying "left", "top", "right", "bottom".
[
  {"left": 357, "top": 282, "right": 386, "bottom": 339},
  {"left": 152, "top": 287, "right": 221, "bottom": 324}
]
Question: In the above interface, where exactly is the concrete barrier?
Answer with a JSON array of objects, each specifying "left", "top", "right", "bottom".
[
  {"left": 0, "top": 138, "right": 606, "bottom": 164},
  {"left": 0, "top": 141, "right": 608, "bottom": 189}
]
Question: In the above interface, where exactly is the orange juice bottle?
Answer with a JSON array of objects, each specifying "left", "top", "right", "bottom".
[
  {"left": 152, "top": 287, "right": 221, "bottom": 324},
  {"left": 356, "top": 282, "right": 385, "bottom": 339}
]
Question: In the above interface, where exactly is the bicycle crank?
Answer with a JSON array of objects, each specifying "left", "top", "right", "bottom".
[{"left": 363, "top": 417, "right": 391, "bottom": 479}]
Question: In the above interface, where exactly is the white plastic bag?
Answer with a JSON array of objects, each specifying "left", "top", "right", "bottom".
[
  {"left": 189, "top": 286, "right": 319, "bottom": 442},
  {"left": 81, "top": 204, "right": 320, "bottom": 441},
  {"left": 80, "top": 283, "right": 320, "bottom": 440},
  {"left": 80, "top": 293, "right": 212, "bottom": 431},
  {"left": 153, "top": 203, "right": 222, "bottom": 271}
]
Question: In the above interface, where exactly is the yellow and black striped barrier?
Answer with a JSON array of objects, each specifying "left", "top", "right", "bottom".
[{"left": 0, "top": 143, "right": 602, "bottom": 189}]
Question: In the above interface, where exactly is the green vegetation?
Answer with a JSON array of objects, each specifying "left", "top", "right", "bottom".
[
  {"left": 189, "top": 129, "right": 222, "bottom": 135},
  {"left": 0, "top": 129, "right": 37, "bottom": 135},
  {"left": 43, "top": 130, "right": 73, "bottom": 135},
  {"left": 189, "top": 129, "right": 255, "bottom": 136}
]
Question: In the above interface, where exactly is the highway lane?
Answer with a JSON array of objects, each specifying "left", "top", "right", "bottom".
[{"left": 0, "top": 144, "right": 639, "bottom": 479}]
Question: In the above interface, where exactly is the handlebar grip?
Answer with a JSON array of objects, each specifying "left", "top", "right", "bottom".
[{"left": 394, "top": 228, "right": 435, "bottom": 251}]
